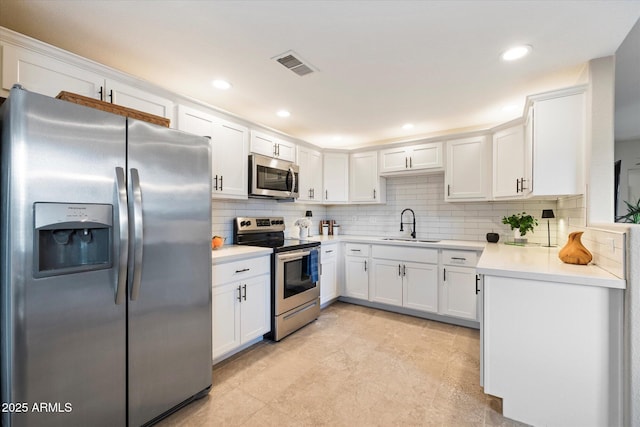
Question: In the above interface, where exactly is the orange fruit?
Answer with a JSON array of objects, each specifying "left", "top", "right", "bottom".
[{"left": 212, "top": 236, "right": 224, "bottom": 249}]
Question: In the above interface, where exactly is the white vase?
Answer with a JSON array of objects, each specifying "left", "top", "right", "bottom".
[
  {"left": 514, "top": 229, "right": 527, "bottom": 243},
  {"left": 300, "top": 227, "right": 307, "bottom": 239}
]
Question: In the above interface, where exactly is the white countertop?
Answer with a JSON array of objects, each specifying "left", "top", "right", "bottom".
[
  {"left": 211, "top": 245, "right": 272, "bottom": 264},
  {"left": 308, "top": 234, "right": 486, "bottom": 251},
  {"left": 477, "top": 243, "right": 626, "bottom": 289}
]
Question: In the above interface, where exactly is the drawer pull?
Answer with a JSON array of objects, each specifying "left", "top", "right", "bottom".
[
  {"left": 325, "top": 250, "right": 334, "bottom": 253},
  {"left": 351, "top": 249, "right": 361, "bottom": 252},
  {"left": 235, "top": 268, "right": 250, "bottom": 273},
  {"left": 451, "top": 257, "right": 467, "bottom": 261}
]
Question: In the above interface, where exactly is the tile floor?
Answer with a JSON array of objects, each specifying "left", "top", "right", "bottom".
[{"left": 159, "top": 302, "right": 528, "bottom": 426}]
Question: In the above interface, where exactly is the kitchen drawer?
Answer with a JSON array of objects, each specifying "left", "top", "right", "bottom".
[
  {"left": 345, "top": 243, "right": 370, "bottom": 257},
  {"left": 321, "top": 244, "right": 338, "bottom": 260},
  {"left": 213, "top": 255, "right": 270, "bottom": 286},
  {"left": 372, "top": 245, "right": 438, "bottom": 264},
  {"left": 442, "top": 250, "right": 478, "bottom": 267}
]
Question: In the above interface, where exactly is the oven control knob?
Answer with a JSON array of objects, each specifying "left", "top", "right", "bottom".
[
  {"left": 279, "top": 220, "right": 284, "bottom": 224},
  {"left": 271, "top": 220, "right": 276, "bottom": 225},
  {"left": 240, "top": 221, "right": 246, "bottom": 227},
  {"left": 246, "top": 221, "right": 252, "bottom": 227}
]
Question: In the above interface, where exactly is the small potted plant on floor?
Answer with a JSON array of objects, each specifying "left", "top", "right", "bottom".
[{"left": 502, "top": 212, "right": 538, "bottom": 244}]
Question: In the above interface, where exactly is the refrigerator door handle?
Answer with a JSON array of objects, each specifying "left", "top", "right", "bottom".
[
  {"left": 128, "top": 168, "right": 144, "bottom": 301},
  {"left": 115, "top": 167, "right": 129, "bottom": 305}
]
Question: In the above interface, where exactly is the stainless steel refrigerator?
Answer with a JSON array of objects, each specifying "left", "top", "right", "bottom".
[{"left": 0, "top": 86, "right": 212, "bottom": 426}]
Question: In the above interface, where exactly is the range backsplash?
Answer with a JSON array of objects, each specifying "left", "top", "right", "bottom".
[{"left": 212, "top": 174, "right": 586, "bottom": 246}]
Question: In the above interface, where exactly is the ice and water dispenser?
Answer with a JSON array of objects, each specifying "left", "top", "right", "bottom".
[{"left": 34, "top": 203, "right": 113, "bottom": 277}]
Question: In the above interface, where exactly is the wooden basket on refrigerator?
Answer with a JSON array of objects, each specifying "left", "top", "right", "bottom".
[{"left": 56, "top": 91, "right": 170, "bottom": 127}]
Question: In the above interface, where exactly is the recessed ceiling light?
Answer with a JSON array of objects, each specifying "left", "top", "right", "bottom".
[
  {"left": 277, "top": 110, "right": 291, "bottom": 118},
  {"left": 501, "top": 45, "right": 532, "bottom": 61},
  {"left": 212, "top": 79, "right": 232, "bottom": 90},
  {"left": 402, "top": 123, "right": 414, "bottom": 130},
  {"left": 332, "top": 136, "right": 342, "bottom": 142}
]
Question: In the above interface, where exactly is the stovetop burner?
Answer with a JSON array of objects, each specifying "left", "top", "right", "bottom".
[{"left": 233, "top": 217, "right": 320, "bottom": 252}]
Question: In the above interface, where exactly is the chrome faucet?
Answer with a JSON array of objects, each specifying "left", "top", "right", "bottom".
[{"left": 400, "top": 208, "right": 416, "bottom": 239}]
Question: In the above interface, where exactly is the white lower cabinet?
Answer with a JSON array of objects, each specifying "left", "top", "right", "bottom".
[
  {"left": 212, "top": 255, "right": 270, "bottom": 362},
  {"left": 344, "top": 244, "right": 370, "bottom": 299},
  {"left": 370, "top": 245, "right": 439, "bottom": 312},
  {"left": 320, "top": 243, "right": 339, "bottom": 305},
  {"left": 439, "top": 250, "right": 479, "bottom": 321}
]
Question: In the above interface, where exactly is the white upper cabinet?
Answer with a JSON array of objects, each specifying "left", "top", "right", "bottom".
[
  {"left": 297, "top": 146, "right": 323, "bottom": 202},
  {"left": 527, "top": 88, "right": 585, "bottom": 197},
  {"left": 492, "top": 125, "right": 526, "bottom": 198},
  {"left": 2, "top": 43, "right": 174, "bottom": 122},
  {"left": 379, "top": 142, "right": 443, "bottom": 175},
  {"left": 250, "top": 130, "right": 296, "bottom": 162},
  {"left": 445, "top": 135, "right": 491, "bottom": 201},
  {"left": 350, "top": 151, "right": 386, "bottom": 203},
  {"left": 323, "top": 152, "right": 349, "bottom": 203},
  {"left": 106, "top": 80, "right": 174, "bottom": 121},
  {"left": 177, "top": 105, "right": 248, "bottom": 199},
  {"left": 2, "top": 43, "right": 103, "bottom": 98}
]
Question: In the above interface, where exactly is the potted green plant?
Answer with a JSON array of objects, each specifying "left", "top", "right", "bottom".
[
  {"left": 617, "top": 198, "right": 640, "bottom": 224},
  {"left": 502, "top": 212, "right": 538, "bottom": 243}
]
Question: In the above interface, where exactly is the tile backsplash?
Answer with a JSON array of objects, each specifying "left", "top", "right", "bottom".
[{"left": 213, "top": 173, "right": 567, "bottom": 245}]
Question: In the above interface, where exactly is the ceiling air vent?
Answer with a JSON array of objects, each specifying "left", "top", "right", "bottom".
[{"left": 273, "top": 50, "right": 317, "bottom": 76}]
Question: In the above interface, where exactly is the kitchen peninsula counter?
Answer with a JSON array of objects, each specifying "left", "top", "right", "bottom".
[{"left": 477, "top": 242, "right": 625, "bottom": 289}]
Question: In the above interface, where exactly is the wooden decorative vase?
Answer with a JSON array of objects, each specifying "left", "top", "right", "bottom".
[{"left": 558, "top": 231, "right": 592, "bottom": 265}]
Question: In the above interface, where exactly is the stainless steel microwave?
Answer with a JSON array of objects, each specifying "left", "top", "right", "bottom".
[{"left": 249, "top": 154, "right": 299, "bottom": 199}]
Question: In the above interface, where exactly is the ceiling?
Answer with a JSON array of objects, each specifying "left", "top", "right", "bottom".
[{"left": 1, "top": 1, "right": 640, "bottom": 149}]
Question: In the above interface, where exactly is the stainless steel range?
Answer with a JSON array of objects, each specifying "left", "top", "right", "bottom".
[{"left": 234, "top": 217, "right": 321, "bottom": 341}]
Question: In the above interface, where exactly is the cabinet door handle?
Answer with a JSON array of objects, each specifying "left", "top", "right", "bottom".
[
  {"left": 237, "top": 285, "right": 242, "bottom": 302},
  {"left": 108, "top": 89, "right": 114, "bottom": 103},
  {"left": 403, "top": 265, "right": 406, "bottom": 276},
  {"left": 521, "top": 178, "right": 528, "bottom": 191},
  {"left": 364, "top": 260, "right": 367, "bottom": 272},
  {"left": 242, "top": 284, "right": 247, "bottom": 301},
  {"left": 99, "top": 86, "right": 104, "bottom": 101},
  {"left": 325, "top": 250, "right": 334, "bottom": 253},
  {"left": 373, "top": 189, "right": 376, "bottom": 199},
  {"left": 398, "top": 264, "right": 402, "bottom": 276},
  {"left": 326, "top": 190, "right": 328, "bottom": 200},
  {"left": 214, "top": 175, "right": 218, "bottom": 191},
  {"left": 405, "top": 157, "right": 408, "bottom": 168},
  {"left": 443, "top": 268, "right": 446, "bottom": 282},
  {"left": 220, "top": 175, "right": 223, "bottom": 191},
  {"left": 447, "top": 185, "right": 450, "bottom": 197},
  {"left": 516, "top": 178, "right": 520, "bottom": 193},
  {"left": 475, "top": 275, "right": 480, "bottom": 295},
  {"left": 410, "top": 157, "right": 413, "bottom": 168},
  {"left": 235, "top": 268, "right": 250, "bottom": 273}
]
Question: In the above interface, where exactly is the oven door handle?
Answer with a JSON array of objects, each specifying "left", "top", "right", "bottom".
[{"left": 277, "top": 250, "right": 311, "bottom": 262}]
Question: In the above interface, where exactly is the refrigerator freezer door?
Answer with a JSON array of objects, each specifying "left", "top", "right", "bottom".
[
  {"left": 126, "top": 120, "right": 212, "bottom": 426},
  {"left": 1, "top": 88, "right": 127, "bottom": 426}
]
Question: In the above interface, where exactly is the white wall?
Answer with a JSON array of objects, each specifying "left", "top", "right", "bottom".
[{"left": 586, "top": 56, "right": 616, "bottom": 223}]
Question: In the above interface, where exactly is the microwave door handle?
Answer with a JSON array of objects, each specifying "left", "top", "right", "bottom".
[{"left": 287, "top": 166, "right": 296, "bottom": 196}]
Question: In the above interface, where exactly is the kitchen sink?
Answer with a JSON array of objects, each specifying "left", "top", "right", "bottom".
[{"left": 381, "top": 238, "right": 440, "bottom": 243}]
